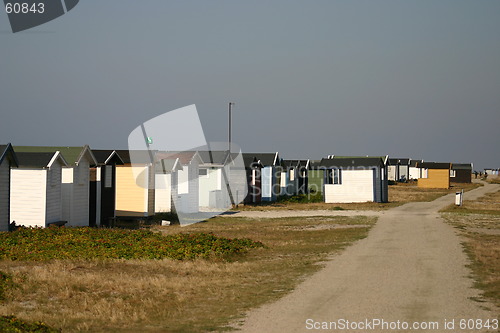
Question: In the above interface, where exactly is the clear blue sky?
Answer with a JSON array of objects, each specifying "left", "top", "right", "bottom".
[{"left": 1, "top": 1, "right": 499, "bottom": 170}]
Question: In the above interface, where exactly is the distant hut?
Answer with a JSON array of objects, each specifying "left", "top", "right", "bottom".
[
  {"left": 320, "top": 156, "right": 388, "bottom": 203},
  {"left": 417, "top": 162, "right": 452, "bottom": 189},
  {"left": 450, "top": 163, "right": 472, "bottom": 183}
]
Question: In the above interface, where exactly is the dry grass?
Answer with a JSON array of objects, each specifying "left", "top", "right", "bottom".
[
  {"left": 442, "top": 189, "right": 500, "bottom": 309},
  {"left": 0, "top": 215, "right": 376, "bottom": 332},
  {"left": 236, "top": 182, "right": 481, "bottom": 212},
  {"left": 441, "top": 188, "right": 500, "bottom": 216},
  {"left": 485, "top": 176, "right": 500, "bottom": 184},
  {"left": 236, "top": 201, "right": 397, "bottom": 211}
]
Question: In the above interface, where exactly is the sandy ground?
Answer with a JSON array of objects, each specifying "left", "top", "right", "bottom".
[{"left": 232, "top": 182, "right": 500, "bottom": 333}]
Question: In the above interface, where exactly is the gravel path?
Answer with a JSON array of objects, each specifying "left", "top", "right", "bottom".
[{"left": 233, "top": 183, "right": 500, "bottom": 333}]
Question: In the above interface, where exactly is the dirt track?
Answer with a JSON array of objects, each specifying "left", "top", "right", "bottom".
[{"left": 232, "top": 183, "right": 500, "bottom": 332}]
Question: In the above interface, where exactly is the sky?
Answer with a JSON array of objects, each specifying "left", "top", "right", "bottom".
[{"left": 1, "top": 0, "right": 499, "bottom": 170}]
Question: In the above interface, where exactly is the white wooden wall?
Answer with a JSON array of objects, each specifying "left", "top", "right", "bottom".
[
  {"left": 71, "top": 160, "right": 90, "bottom": 226},
  {"left": 324, "top": 169, "right": 374, "bottom": 203},
  {"left": 261, "top": 167, "right": 274, "bottom": 201},
  {"left": 388, "top": 165, "right": 397, "bottom": 181},
  {"left": 187, "top": 159, "right": 199, "bottom": 213},
  {"left": 45, "top": 163, "right": 63, "bottom": 224},
  {"left": 95, "top": 166, "right": 102, "bottom": 225},
  {"left": 61, "top": 168, "right": 73, "bottom": 224},
  {"left": 155, "top": 173, "right": 172, "bottom": 212},
  {"left": 0, "top": 161, "right": 10, "bottom": 231},
  {"left": 10, "top": 169, "right": 47, "bottom": 227},
  {"left": 199, "top": 168, "right": 220, "bottom": 208},
  {"left": 409, "top": 167, "right": 421, "bottom": 180},
  {"left": 178, "top": 167, "right": 189, "bottom": 194}
]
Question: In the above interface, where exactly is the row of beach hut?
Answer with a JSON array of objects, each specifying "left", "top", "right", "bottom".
[{"left": 0, "top": 143, "right": 478, "bottom": 230}]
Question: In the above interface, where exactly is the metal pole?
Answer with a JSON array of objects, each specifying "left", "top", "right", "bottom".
[{"left": 228, "top": 102, "right": 234, "bottom": 151}]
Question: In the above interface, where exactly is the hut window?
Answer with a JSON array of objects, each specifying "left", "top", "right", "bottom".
[
  {"left": 104, "top": 165, "right": 113, "bottom": 188},
  {"left": 251, "top": 169, "right": 256, "bottom": 186},
  {"left": 199, "top": 168, "right": 208, "bottom": 177},
  {"left": 290, "top": 169, "right": 295, "bottom": 181},
  {"left": 450, "top": 170, "right": 456, "bottom": 178}
]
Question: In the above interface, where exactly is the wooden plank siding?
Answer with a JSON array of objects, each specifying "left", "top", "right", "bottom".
[
  {"left": 308, "top": 169, "right": 324, "bottom": 194},
  {"left": 418, "top": 169, "right": 450, "bottom": 189},
  {"left": 324, "top": 169, "right": 374, "bottom": 203},
  {"left": 45, "top": 162, "right": 63, "bottom": 224},
  {"left": 10, "top": 169, "right": 48, "bottom": 227},
  {"left": 155, "top": 173, "right": 172, "bottom": 213},
  {"left": 0, "top": 162, "right": 10, "bottom": 231},
  {"left": 70, "top": 159, "right": 90, "bottom": 226},
  {"left": 115, "top": 165, "right": 150, "bottom": 217}
]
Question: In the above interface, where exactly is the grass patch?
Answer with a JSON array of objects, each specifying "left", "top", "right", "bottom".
[
  {"left": 0, "top": 315, "right": 60, "bottom": 332},
  {"left": 485, "top": 176, "right": 500, "bottom": 184},
  {"left": 0, "top": 215, "right": 375, "bottom": 332},
  {"left": 440, "top": 189, "right": 500, "bottom": 216},
  {"left": 0, "top": 228, "right": 263, "bottom": 261},
  {"left": 442, "top": 189, "right": 500, "bottom": 309}
]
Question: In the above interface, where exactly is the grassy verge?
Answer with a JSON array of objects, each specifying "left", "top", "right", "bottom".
[
  {"left": 0, "top": 228, "right": 262, "bottom": 261},
  {"left": 441, "top": 189, "right": 500, "bottom": 309},
  {"left": 0, "top": 215, "right": 376, "bottom": 332},
  {"left": 485, "top": 176, "right": 500, "bottom": 184},
  {"left": 236, "top": 182, "right": 481, "bottom": 211}
]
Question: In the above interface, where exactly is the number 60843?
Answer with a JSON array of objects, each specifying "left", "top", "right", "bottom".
[{"left": 5, "top": 2, "right": 45, "bottom": 14}]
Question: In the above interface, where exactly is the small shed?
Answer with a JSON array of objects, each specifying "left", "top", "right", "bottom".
[
  {"left": 246, "top": 153, "right": 281, "bottom": 202},
  {"left": 15, "top": 146, "right": 98, "bottom": 227},
  {"left": 409, "top": 159, "right": 424, "bottom": 180},
  {"left": 321, "top": 156, "right": 389, "bottom": 203},
  {"left": 388, "top": 158, "right": 410, "bottom": 182},
  {"left": 10, "top": 151, "right": 68, "bottom": 227},
  {"left": 451, "top": 163, "right": 472, "bottom": 183},
  {"left": 0, "top": 144, "right": 18, "bottom": 231},
  {"left": 281, "top": 159, "right": 310, "bottom": 196},
  {"left": 417, "top": 162, "right": 452, "bottom": 189},
  {"left": 89, "top": 150, "right": 124, "bottom": 226}
]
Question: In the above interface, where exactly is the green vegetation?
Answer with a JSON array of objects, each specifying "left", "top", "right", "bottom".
[
  {"left": 0, "top": 316, "right": 60, "bottom": 333},
  {"left": 0, "top": 216, "right": 375, "bottom": 332},
  {"left": 0, "top": 227, "right": 263, "bottom": 261},
  {"left": 0, "top": 271, "right": 14, "bottom": 301},
  {"left": 277, "top": 192, "right": 323, "bottom": 204}
]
